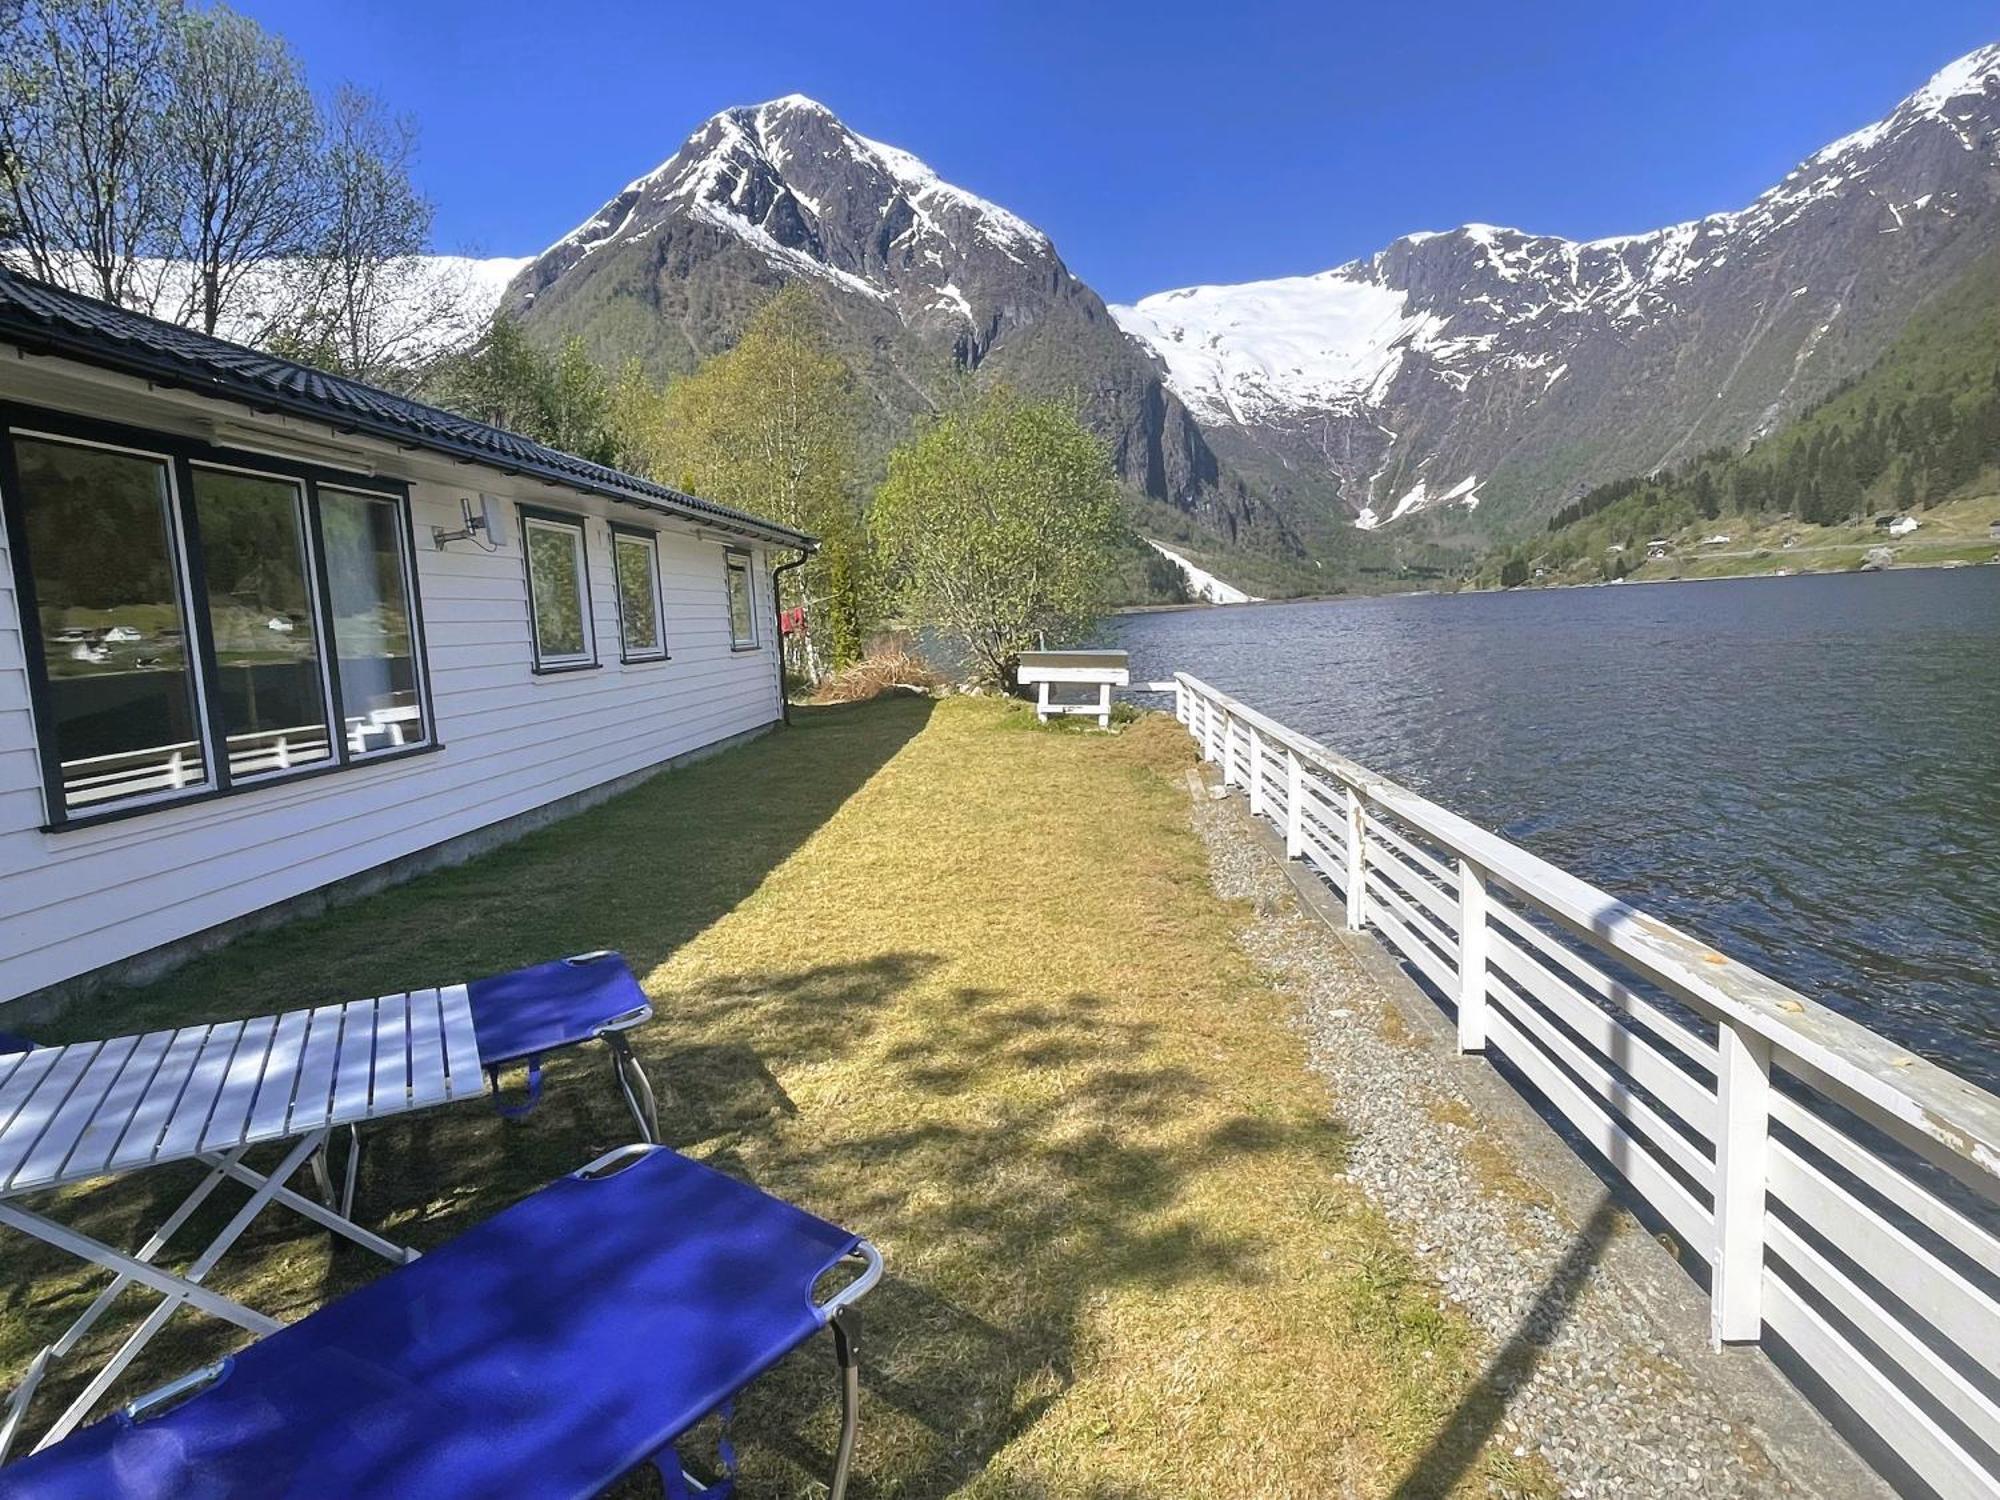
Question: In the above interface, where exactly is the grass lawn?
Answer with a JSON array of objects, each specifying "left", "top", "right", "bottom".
[{"left": 5, "top": 695, "right": 1519, "bottom": 1496}]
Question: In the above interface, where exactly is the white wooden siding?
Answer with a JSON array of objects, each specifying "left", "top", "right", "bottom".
[{"left": 0, "top": 468, "right": 782, "bottom": 1005}]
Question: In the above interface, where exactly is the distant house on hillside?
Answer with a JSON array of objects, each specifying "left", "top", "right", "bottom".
[
  {"left": 1888, "top": 516, "right": 1920, "bottom": 538},
  {"left": 1988, "top": 519, "right": 2000, "bottom": 541},
  {"left": 1646, "top": 539, "right": 1673, "bottom": 560},
  {"left": 0, "top": 268, "right": 812, "bottom": 1011}
]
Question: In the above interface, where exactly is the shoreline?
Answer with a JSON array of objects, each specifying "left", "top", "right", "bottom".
[{"left": 1112, "top": 555, "right": 2000, "bottom": 617}]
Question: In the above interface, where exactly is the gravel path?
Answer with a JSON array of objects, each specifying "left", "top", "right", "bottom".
[{"left": 1187, "top": 778, "right": 1823, "bottom": 1499}]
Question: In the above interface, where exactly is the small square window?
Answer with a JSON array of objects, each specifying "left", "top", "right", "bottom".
[
  {"left": 724, "top": 548, "right": 757, "bottom": 649},
  {"left": 521, "top": 510, "right": 596, "bottom": 671},
  {"left": 611, "top": 526, "right": 668, "bottom": 662}
]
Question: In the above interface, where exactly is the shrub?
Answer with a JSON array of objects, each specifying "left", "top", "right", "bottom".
[{"left": 808, "top": 646, "right": 945, "bottom": 704}]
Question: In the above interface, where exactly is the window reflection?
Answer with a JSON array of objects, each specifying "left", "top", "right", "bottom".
[
  {"left": 320, "top": 487, "right": 424, "bottom": 754},
  {"left": 16, "top": 436, "right": 208, "bottom": 812},
  {"left": 192, "top": 467, "right": 333, "bottom": 775},
  {"left": 613, "top": 530, "right": 664, "bottom": 659}
]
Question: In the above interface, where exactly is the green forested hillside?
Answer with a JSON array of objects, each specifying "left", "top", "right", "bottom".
[{"left": 1478, "top": 245, "right": 2000, "bottom": 587}]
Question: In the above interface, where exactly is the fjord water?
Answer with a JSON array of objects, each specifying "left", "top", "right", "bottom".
[{"left": 1106, "top": 568, "right": 2000, "bottom": 1092}]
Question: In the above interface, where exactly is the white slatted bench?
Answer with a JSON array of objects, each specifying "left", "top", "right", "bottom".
[
  {"left": 1017, "top": 650, "right": 1130, "bottom": 728},
  {"left": 0, "top": 986, "right": 484, "bottom": 1463}
]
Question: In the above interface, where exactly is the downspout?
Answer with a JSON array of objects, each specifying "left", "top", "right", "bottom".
[{"left": 772, "top": 547, "right": 813, "bottom": 727}]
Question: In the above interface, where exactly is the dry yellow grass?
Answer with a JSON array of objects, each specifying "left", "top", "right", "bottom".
[{"left": 4, "top": 696, "right": 1522, "bottom": 1496}]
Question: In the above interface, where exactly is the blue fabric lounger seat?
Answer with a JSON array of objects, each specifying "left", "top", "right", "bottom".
[
  {"left": 0, "top": 1145, "right": 881, "bottom": 1500},
  {"left": 469, "top": 950, "right": 661, "bottom": 1142}
]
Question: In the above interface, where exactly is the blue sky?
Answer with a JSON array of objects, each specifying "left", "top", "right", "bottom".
[{"left": 241, "top": 0, "right": 1995, "bottom": 303}]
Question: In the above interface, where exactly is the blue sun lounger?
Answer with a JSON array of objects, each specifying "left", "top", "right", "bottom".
[
  {"left": 0, "top": 1144, "right": 882, "bottom": 1499},
  {"left": 0, "top": 951, "right": 661, "bottom": 1462}
]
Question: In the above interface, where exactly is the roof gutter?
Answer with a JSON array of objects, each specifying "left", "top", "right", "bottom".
[{"left": 771, "top": 547, "right": 813, "bottom": 727}]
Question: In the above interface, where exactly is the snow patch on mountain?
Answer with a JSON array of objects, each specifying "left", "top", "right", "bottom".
[
  {"left": 1110, "top": 274, "right": 1425, "bottom": 425},
  {"left": 538, "top": 94, "right": 1050, "bottom": 314},
  {"left": 1353, "top": 473, "right": 1481, "bottom": 531},
  {"left": 1145, "top": 540, "right": 1259, "bottom": 604}
]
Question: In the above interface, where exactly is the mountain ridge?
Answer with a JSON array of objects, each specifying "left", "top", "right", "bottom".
[
  {"left": 1110, "top": 42, "right": 2000, "bottom": 539},
  {"left": 433, "top": 42, "right": 2000, "bottom": 586}
]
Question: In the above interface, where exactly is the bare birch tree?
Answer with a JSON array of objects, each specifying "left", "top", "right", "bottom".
[
  {"left": 1, "top": 3, "right": 465, "bottom": 383},
  {"left": 0, "top": 0, "right": 177, "bottom": 311},
  {"left": 162, "top": 3, "right": 319, "bottom": 334},
  {"left": 265, "top": 87, "right": 462, "bottom": 384}
]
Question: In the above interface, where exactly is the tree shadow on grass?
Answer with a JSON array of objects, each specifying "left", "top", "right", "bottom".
[
  {"left": 677, "top": 979, "right": 1354, "bottom": 1496},
  {"left": 0, "top": 699, "right": 935, "bottom": 1448}
]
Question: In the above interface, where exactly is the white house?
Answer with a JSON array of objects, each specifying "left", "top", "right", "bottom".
[{"left": 0, "top": 269, "right": 813, "bottom": 1011}]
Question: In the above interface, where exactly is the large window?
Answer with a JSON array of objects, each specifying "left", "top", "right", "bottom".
[
  {"left": 611, "top": 525, "right": 667, "bottom": 663},
  {"left": 724, "top": 548, "right": 757, "bottom": 649},
  {"left": 2, "top": 416, "right": 433, "bottom": 825},
  {"left": 14, "top": 437, "right": 208, "bottom": 811},
  {"left": 521, "top": 509, "right": 596, "bottom": 671}
]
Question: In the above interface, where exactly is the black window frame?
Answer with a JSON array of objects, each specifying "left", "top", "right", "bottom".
[
  {"left": 723, "top": 546, "right": 758, "bottom": 651},
  {"left": 518, "top": 504, "right": 599, "bottom": 674},
  {"left": 0, "top": 401, "right": 439, "bottom": 832},
  {"left": 608, "top": 520, "right": 669, "bottom": 664}
]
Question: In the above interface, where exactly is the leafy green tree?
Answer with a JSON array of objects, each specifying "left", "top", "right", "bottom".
[
  {"left": 872, "top": 384, "right": 1122, "bottom": 687},
  {"left": 543, "top": 335, "right": 616, "bottom": 464},
  {"left": 1498, "top": 556, "right": 1529, "bottom": 589},
  {"left": 645, "top": 286, "right": 869, "bottom": 668}
]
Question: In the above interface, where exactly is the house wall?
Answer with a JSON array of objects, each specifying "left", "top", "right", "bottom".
[{"left": 0, "top": 402, "right": 784, "bottom": 1010}]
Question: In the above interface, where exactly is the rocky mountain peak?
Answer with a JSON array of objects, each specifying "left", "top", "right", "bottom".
[
  {"left": 523, "top": 94, "right": 1053, "bottom": 333},
  {"left": 504, "top": 95, "right": 1300, "bottom": 573}
]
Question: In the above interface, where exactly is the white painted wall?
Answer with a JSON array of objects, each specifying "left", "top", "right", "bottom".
[{"left": 0, "top": 385, "right": 786, "bottom": 1006}]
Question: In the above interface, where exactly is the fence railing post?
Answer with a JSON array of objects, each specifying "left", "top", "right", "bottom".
[
  {"left": 1713, "top": 1019, "right": 1773, "bottom": 1347},
  {"left": 1222, "top": 712, "right": 1239, "bottom": 787},
  {"left": 1456, "top": 859, "right": 1489, "bottom": 1053},
  {"left": 1285, "top": 750, "right": 1303, "bottom": 859},
  {"left": 1344, "top": 786, "right": 1367, "bottom": 931},
  {"left": 1247, "top": 726, "right": 1266, "bottom": 816}
]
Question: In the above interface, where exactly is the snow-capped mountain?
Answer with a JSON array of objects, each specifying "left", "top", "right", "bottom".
[
  {"left": 502, "top": 96, "right": 1299, "bottom": 571},
  {"left": 1112, "top": 43, "right": 2000, "bottom": 535}
]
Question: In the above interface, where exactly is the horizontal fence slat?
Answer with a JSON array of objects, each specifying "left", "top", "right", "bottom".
[
  {"left": 1486, "top": 896, "right": 1719, "bottom": 1073},
  {"left": 1364, "top": 826, "right": 1463, "bottom": 934},
  {"left": 1484, "top": 1006, "right": 1714, "bottom": 1256},
  {"left": 1365, "top": 878, "right": 1459, "bottom": 998},
  {"left": 1765, "top": 1217, "right": 2000, "bottom": 1456},
  {"left": 1763, "top": 1276, "right": 1996, "bottom": 1500},
  {"left": 1367, "top": 814, "right": 1457, "bottom": 888},
  {"left": 1487, "top": 971, "right": 1716, "bottom": 1189},
  {"left": 1768, "top": 1090, "right": 2000, "bottom": 1272},
  {"left": 1298, "top": 828, "right": 1346, "bottom": 896},
  {"left": 1767, "top": 1141, "right": 2000, "bottom": 1361},
  {"left": 1488, "top": 927, "right": 1719, "bottom": 1142},
  {"left": 1367, "top": 867, "right": 1461, "bottom": 971}
]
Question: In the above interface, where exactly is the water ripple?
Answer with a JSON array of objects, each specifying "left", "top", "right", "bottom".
[{"left": 1108, "top": 569, "right": 2000, "bottom": 1092}]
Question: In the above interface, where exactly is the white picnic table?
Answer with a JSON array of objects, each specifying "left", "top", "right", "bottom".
[{"left": 0, "top": 985, "right": 484, "bottom": 1461}]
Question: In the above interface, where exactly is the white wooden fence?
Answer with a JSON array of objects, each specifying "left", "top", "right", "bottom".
[{"left": 1174, "top": 672, "right": 2000, "bottom": 1498}]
